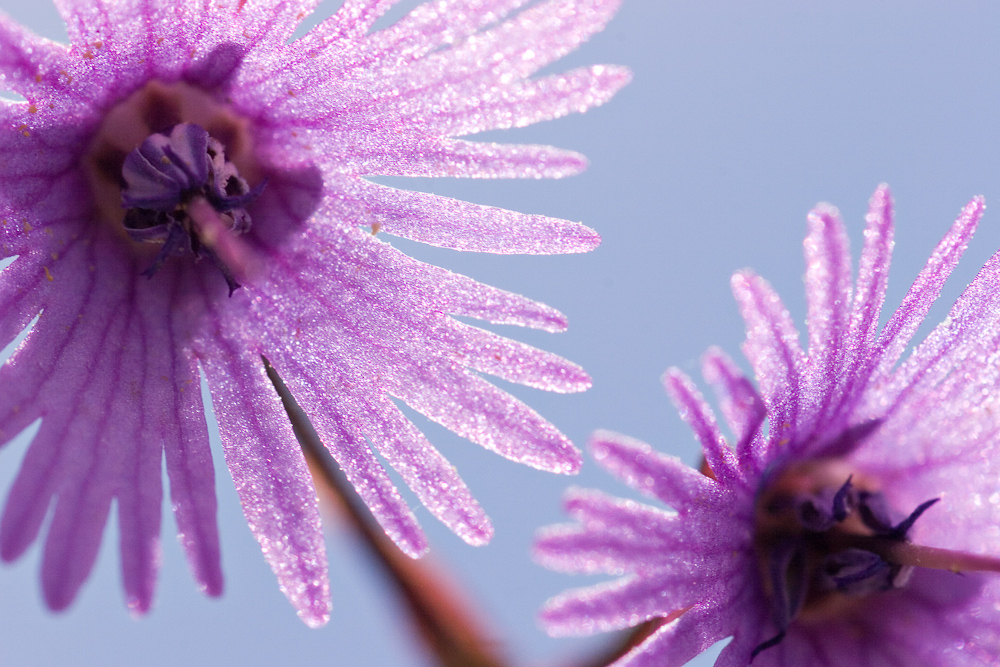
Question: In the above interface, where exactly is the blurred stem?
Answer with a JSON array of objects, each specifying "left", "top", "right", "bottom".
[
  {"left": 263, "top": 356, "right": 508, "bottom": 667},
  {"left": 570, "top": 617, "right": 675, "bottom": 667}
]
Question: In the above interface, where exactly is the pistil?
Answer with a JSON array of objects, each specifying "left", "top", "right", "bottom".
[{"left": 843, "top": 535, "right": 1000, "bottom": 575}]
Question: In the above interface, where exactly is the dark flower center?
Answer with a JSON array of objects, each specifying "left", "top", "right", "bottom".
[
  {"left": 120, "top": 123, "right": 265, "bottom": 294},
  {"left": 81, "top": 77, "right": 321, "bottom": 299},
  {"left": 751, "top": 460, "right": 1000, "bottom": 660}
]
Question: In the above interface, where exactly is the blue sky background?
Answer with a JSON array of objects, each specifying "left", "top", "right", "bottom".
[{"left": 2, "top": 1, "right": 1000, "bottom": 665}]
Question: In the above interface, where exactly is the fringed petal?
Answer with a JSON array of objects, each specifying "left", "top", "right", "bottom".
[
  {"left": 228, "top": 0, "right": 326, "bottom": 47},
  {"left": 362, "top": 398, "right": 492, "bottom": 547},
  {"left": 445, "top": 321, "right": 591, "bottom": 393},
  {"left": 540, "top": 574, "right": 703, "bottom": 637},
  {"left": 0, "top": 13, "right": 71, "bottom": 99},
  {"left": 196, "top": 321, "right": 330, "bottom": 628},
  {"left": 871, "top": 196, "right": 984, "bottom": 382},
  {"left": 363, "top": 0, "right": 529, "bottom": 61},
  {"left": 803, "top": 203, "right": 852, "bottom": 416},
  {"left": 615, "top": 597, "right": 744, "bottom": 667},
  {"left": 562, "top": 487, "right": 677, "bottom": 537},
  {"left": 878, "top": 205, "right": 998, "bottom": 421},
  {"left": 161, "top": 360, "right": 223, "bottom": 599},
  {"left": 43, "top": 296, "right": 145, "bottom": 612},
  {"left": 0, "top": 252, "right": 47, "bottom": 352},
  {"left": 663, "top": 368, "right": 740, "bottom": 485},
  {"left": 298, "top": 214, "right": 572, "bottom": 331},
  {"left": 842, "top": 185, "right": 894, "bottom": 392},
  {"left": 422, "top": 0, "right": 622, "bottom": 83},
  {"left": 700, "top": 347, "right": 766, "bottom": 472},
  {"left": 434, "top": 268, "right": 570, "bottom": 331},
  {"left": 426, "top": 65, "right": 632, "bottom": 137},
  {"left": 535, "top": 522, "right": 716, "bottom": 575},
  {"left": 260, "top": 355, "right": 430, "bottom": 557},
  {"left": 587, "top": 431, "right": 728, "bottom": 510},
  {"left": 53, "top": 0, "right": 157, "bottom": 60},
  {"left": 731, "top": 271, "right": 806, "bottom": 453},
  {"left": 307, "top": 134, "right": 587, "bottom": 179},
  {"left": 391, "top": 367, "right": 581, "bottom": 474},
  {"left": 322, "top": 0, "right": 402, "bottom": 39},
  {"left": 0, "top": 232, "right": 141, "bottom": 610},
  {"left": 335, "top": 176, "right": 600, "bottom": 254}
]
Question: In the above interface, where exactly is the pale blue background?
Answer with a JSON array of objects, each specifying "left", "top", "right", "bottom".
[{"left": 1, "top": 1, "right": 1000, "bottom": 665}]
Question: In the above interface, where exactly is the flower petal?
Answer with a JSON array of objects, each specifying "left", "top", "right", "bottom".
[
  {"left": 229, "top": 0, "right": 325, "bottom": 47},
  {"left": 731, "top": 270, "right": 806, "bottom": 452},
  {"left": 391, "top": 367, "right": 581, "bottom": 473},
  {"left": 700, "top": 347, "right": 766, "bottom": 472},
  {"left": 872, "top": 196, "right": 984, "bottom": 382},
  {"left": 446, "top": 321, "right": 591, "bottom": 393},
  {"left": 880, "top": 212, "right": 1000, "bottom": 422},
  {"left": 0, "top": 241, "right": 143, "bottom": 610},
  {"left": 262, "top": 356, "right": 431, "bottom": 557},
  {"left": 362, "top": 398, "right": 493, "bottom": 547},
  {"left": 587, "top": 431, "right": 729, "bottom": 510},
  {"left": 616, "top": 595, "right": 746, "bottom": 667},
  {"left": 363, "top": 0, "right": 530, "bottom": 60},
  {"left": 842, "top": 185, "right": 894, "bottom": 391},
  {"left": 803, "top": 203, "right": 852, "bottom": 418},
  {"left": 424, "top": 0, "right": 622, "bottom": 83},
  {"left": 196, "top": 332, "right": 330, "bottom": 628},
  {"left": 534, "top": 523, "right": 714, "bottom": 576},
  {"left": 0, "top": 253, "right": 47, "bottom": 352},
  {"left": 540, "top": 574, "right": 706, "bottom": 637},
  {"left": 422, "top": 65, "right": 632, "bottom": 137},
  {"left": 336, "top": 176, "right": 600, "bottom": 254},
  {"left": 313, "top": 134, "right": 589, "bottom": 179},
  {"left": 324, "top": 0, "right": 400, "bottom": 38},
  {"left": 662, "top": 368, "right": 740, "bottom": 485},
  {"left": 562, "top": 487, "right": 677, "bottom": 536},
  {"left": 0, "top": 233, "right": 125, "bottom": 569},
  {"left": 0, "top": 13, "right": 70, "bottom": 98},
  {"left": 155, "top": 321, "right": 223, "bottom": 600}
]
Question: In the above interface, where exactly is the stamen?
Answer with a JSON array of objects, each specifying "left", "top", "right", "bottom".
[
  {"left": 887, "top": 497, "right": 939, "bottom": 540},
  {"left": 768, "top": 537, "right": 808, "bottom": 628},
  {"left": 820, "top": 548, "right": 892, "bottom": 595},
  {"left": 751, "top": 631, "right": 786, "bottom": 662},
  {"left": 831, "top": 475, "right": 852, "bottom": 521},
  {"left": 857, "top": 490, "right": 895, "bottom": 533},
  {"left": 142, "top": 222, "right": 192, "bottom": 279},
  {"left": 795, "top": 496, "right": 835, "bottom": 532}
]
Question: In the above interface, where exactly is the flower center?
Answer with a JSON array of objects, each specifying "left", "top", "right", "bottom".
[
  {"left": 84, "top": 81, "right": 263, "bottom": 293},
  {"left": 752, "top": 460, "right": 1000, "bottom": 660},
  {"left": 120, "top": 123, "right": 264, "bottom": 294}
]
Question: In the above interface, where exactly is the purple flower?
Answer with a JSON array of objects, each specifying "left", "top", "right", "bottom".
[
  {"left": 536, "top": 186, "right": 1000, "bottom": 665},
  {"left": 0, "top": 0, "right": 628, "bottom": 625}
]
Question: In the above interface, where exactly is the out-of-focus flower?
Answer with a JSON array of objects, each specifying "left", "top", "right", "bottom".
[
  {"left": 536, "top": 186, "right": 1000, "bottom": 665},
  {"left": 0, "top": 0, "right": 629, "bottom": 625}
]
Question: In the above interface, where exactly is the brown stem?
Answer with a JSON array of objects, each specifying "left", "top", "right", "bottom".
[
  {"left": 263, "top": 356, "right": 509, "bottom": 667},
  {"left": 566, "top": 612, "right": 687, "bottom": 667}
]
